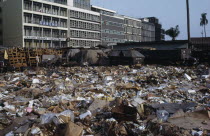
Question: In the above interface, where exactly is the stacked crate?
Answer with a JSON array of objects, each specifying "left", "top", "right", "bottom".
[
  {"left": 27, "top": 48, "right": 43, "bottom": 66},
  {"left": 5, "top": 48, "right": 64, "bottom": 68},
  {"left": 7, "top": 48, "right": 27, "bottom": 69}
]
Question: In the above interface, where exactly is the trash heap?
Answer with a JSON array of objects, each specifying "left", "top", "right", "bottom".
[{"left": 0, "top": 65, "right": 210, "bottom": 136}]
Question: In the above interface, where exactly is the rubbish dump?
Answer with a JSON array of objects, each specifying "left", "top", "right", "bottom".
[{"left": 0, "top": 65, "right": 209, "bottom": 136}]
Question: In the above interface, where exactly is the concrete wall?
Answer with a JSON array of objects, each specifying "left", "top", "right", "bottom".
[
  {"left": 2, "top": 0, "right": 23, "bottom": 47},
  {"left": 68, "top": 0, "right": 73, "bottom": 7},
  {"left": 0, "top": 3, "right": 3, "bottom": 45}
]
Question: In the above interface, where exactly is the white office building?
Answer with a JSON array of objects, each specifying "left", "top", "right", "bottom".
[{"left": 0, "top": 0, "right": 101, "bottom": 48}]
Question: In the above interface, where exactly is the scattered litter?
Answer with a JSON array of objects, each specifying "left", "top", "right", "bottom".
[{"left": 0, "top": 65, "right": 209, "bottom": 135}]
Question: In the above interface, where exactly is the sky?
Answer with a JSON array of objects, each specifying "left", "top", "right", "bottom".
[{"left": 91, "top": 0, "right": 210, "bottom": 40}]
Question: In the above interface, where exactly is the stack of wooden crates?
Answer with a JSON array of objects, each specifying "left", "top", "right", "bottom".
[
  {"left": 5, "top": 48, "right": 63, "bottom": 69},
  {"left": 6, "top": 48, "right": 27, "bottom": 70}
]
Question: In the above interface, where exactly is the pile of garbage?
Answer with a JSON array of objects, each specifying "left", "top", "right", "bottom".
[{"left": 0, "top": 65, "right": 209, "bottom": 136}]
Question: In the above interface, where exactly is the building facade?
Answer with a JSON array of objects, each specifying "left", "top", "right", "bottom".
[
  {"left": 0, "top": 2, "right": 3, "bottom": 45},
  {"left": 92, "top": 6, "right": 125, "bottom": 46},
  {"left": 0, "top": 0, "right": 100, "bottom": 48},
  {"left": 124, "top": 16, "right": 142, "bottom": 42},
  {"left": 141, "top": 19, "right": 156, "bottom": 42},
  {"left": 143, "top": 17, "right": 165, "bottom": 41},
  {"left": 1, "top": 0, "right": 69, "bottom": 48},
  {"left": 0, "top": 0, "right": 161, "bottom": 48},
  {"left": 124, "top": 16, "right": 155, "bottom": 43},
  {"left": 68, "top": 5, "right": 101, "bottom": 48}
]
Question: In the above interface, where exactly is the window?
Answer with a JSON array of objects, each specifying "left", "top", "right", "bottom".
[
  {"left": 33, "top": 2, "right": 42, "bottom": 12},
  {"left": 24, "top": 13, "right": 32, "bottom": 23},
  {"left": 43, "top": 16, "right": 51, "bottom": 26},
  {"left": 60, "top": 8, "right": 67, "bottom": 17},
  {"left": 24, "top": 39, "right": 32, "bottom": 48},
  {"left": 24, "top": 26, "right": 32, "bottom": 36},
  {"left": 52, "top": 30, "right": 59, "bottom": 38},
  {"left": 60, "top": 19, "right": 67, "bottom": 28},
  {"left": 52, "top": 6, "right": 59, "bottom": 15},
  {"left": 43, "top": 28, "right": 51, "bottom": 37},
  {"left": 34, "top": 27, "right": 42, "bottom": 37},
  {"left": 61, "top": 31, "right": 67, "bottom": 38},
  {"left": 33, "top": 15, "right": 42, "bottom": 24},
  {"left": 52, "top": 18, "right": 59, "bottom": 27},
  {"left": 43, "top": 4, "right": 51, "bottom": 14},
  {"left": 24, "top": 0, "right": 32, "bottom": 10}
]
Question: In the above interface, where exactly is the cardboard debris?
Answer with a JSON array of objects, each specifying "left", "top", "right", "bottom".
[
  {"left": 0, "top": 65, "right": 209, "bottom": 135},
  {"left": 65, "top": 122, "right": 83, "bottom": 136}
]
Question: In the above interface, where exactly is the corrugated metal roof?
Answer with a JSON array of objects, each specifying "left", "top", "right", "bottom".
[{"left": 109, "top": 50, "right": 145, "bottom": 58}]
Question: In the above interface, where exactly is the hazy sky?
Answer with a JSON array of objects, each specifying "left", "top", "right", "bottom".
[{"left": 91, "top": 0, "right": 210, "bottom": 40}]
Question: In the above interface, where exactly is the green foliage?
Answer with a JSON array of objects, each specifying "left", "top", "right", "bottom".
[
  {"left": 200, "top": 13, "right": 208, "bottom": 26},
  {"left": 165, "top": 25, "right": 180, "bottom": 41},
  {"left": 200, "top": 13, "right": 208, "bottom": 37}
]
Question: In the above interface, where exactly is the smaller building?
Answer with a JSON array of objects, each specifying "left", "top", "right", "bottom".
[
  {"left": 124, "top": 16, "right": 142, "bottom": 42},
  {"left": 124, "top": 16, "right": 155, "bottom": 43},
  {"left": 91, "top": 6, "right": 125, "bottom": 46},
  {"left": 109, "top": 49, "right": 145, "bottom": 65},
  {"left": 141, "top": 17, "right": 165, "bottom": 41},
  {"left": 191, "top": 37, "right": 210, "bottom": 51}
]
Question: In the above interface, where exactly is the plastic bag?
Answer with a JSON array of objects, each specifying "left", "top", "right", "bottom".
[
  {"left": 41, "top": 110, "right": 74, "bottom": 125},
  {"left": 40, "top": 113, "right": 56, "bottom": 124},
  {"left": 79, "top": 110, "right": 92, "bottom": 119},
  {"left": 5, "top": 131, "right": 14, "bottom": 136},
  {"left": 57, "top": 110, "right": 74, "bottom": 122},
  {"left": 156, "top": 110, "right": 169, "bottom": 122}
]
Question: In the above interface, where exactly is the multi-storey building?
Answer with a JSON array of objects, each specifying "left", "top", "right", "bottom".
[
  {"left": 68, "top": 0, "right": 101, "bottom": 48},
  {"left": 0, "top": 1, "right": 4, "bottom": 45},
  {"left": 141, "top": 19, "right": 156, "bottom": 42},
  {"left": 124, "top": 16, "right": 142, "bottom": 42},
  {"left": 0, "top": 0, "right": 160, "bottom": 48},
  {"left": 143, "top": 17, "right": 165, "bottom": 41},
  {"left": 92, "top": 6, "right": 125, "bottom": 46},
  {"left": 1, "top": 0, "right": 69, "bottom": 48},
  {"left": 0, "top": 0, "right": 101, "bottom": 48},
  {"left": 124, "top": 16, "right": 155, "bottom": 42}
]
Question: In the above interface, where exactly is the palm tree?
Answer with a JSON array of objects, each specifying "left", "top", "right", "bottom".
[
  {"left": 200, "top": 13, "right": 208, "bottom": 37},
  {"left": 165, "top": 25, "right": 180, "bottom": 41}
]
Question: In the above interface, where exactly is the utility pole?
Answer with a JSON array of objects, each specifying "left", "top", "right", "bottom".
[
  {"left": 201, "top": 30, "right": 204, "bottom": 48},
  {"left": 186, "top": 0, "right": 191, "bottom": 43}
]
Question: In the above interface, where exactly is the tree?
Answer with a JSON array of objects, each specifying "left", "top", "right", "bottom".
[
  {"left": 200, "top": 13, "right": 208, "bottom": 37},
  {"left": 165, "top": 25, "right": 180, "bottom": 41}
]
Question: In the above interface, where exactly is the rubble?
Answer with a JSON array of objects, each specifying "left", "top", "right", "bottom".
[{"left": 0, "top": 65, "right": 209, "bottom": 135}]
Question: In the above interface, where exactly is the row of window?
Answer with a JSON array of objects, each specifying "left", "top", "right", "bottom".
[
  {"left": 102, "top": 21, "right": 124, "bottom": 28},
  {"left": 102, "top": 37, "right": 125, "bottom": 43},
  {"left": 24, "top": 40, "right": 67, "bottom": 48},
  {"left": 142, "top": 23, "right": 155, "bottom": 31},
  {"left": 142, "top": 31, "right": 155, "bottom": 37},
  {"left": 102, "top": 29, "right": 124, "bottom": 35},
  {"left": 69, "top": 39, "right": 100, "bottom": 47},
  {"left": 70, "top": 20, "right": 100, "bottom": 31},
  {"left": 125, "top": 19, "right": 142, "bottom": 28},
  {"left": 43, "top": 0, "right": 67, "bottom": 5},
  {"left": 74, "top": 0, "right": 91, "bottom": 10},
  {"left": 126, "top": 35, "right": 142, "bottom": 42},
  {"left": 70, "top": 30, "right": 100, "bottom": 39},
  {"left": 24, "top": 27, "right": 67, "bottom": 38},
  {"left": 141, "top": 37, "right": 155, "bottom": 42},
  {"left": 125, "top": 35, "right": 155, "bottom": 42},
  {"left": 24, "top": 1, "right": 67, "bottom": 17},
  {"left": 70, "top": 10, "right": 100, "bottom": 22},
  {"left": 125, "top": 27, "right": 141, "bottom": 35},
  {"left": 24, "top": 13, "right": 67, "bottom": 28}
]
